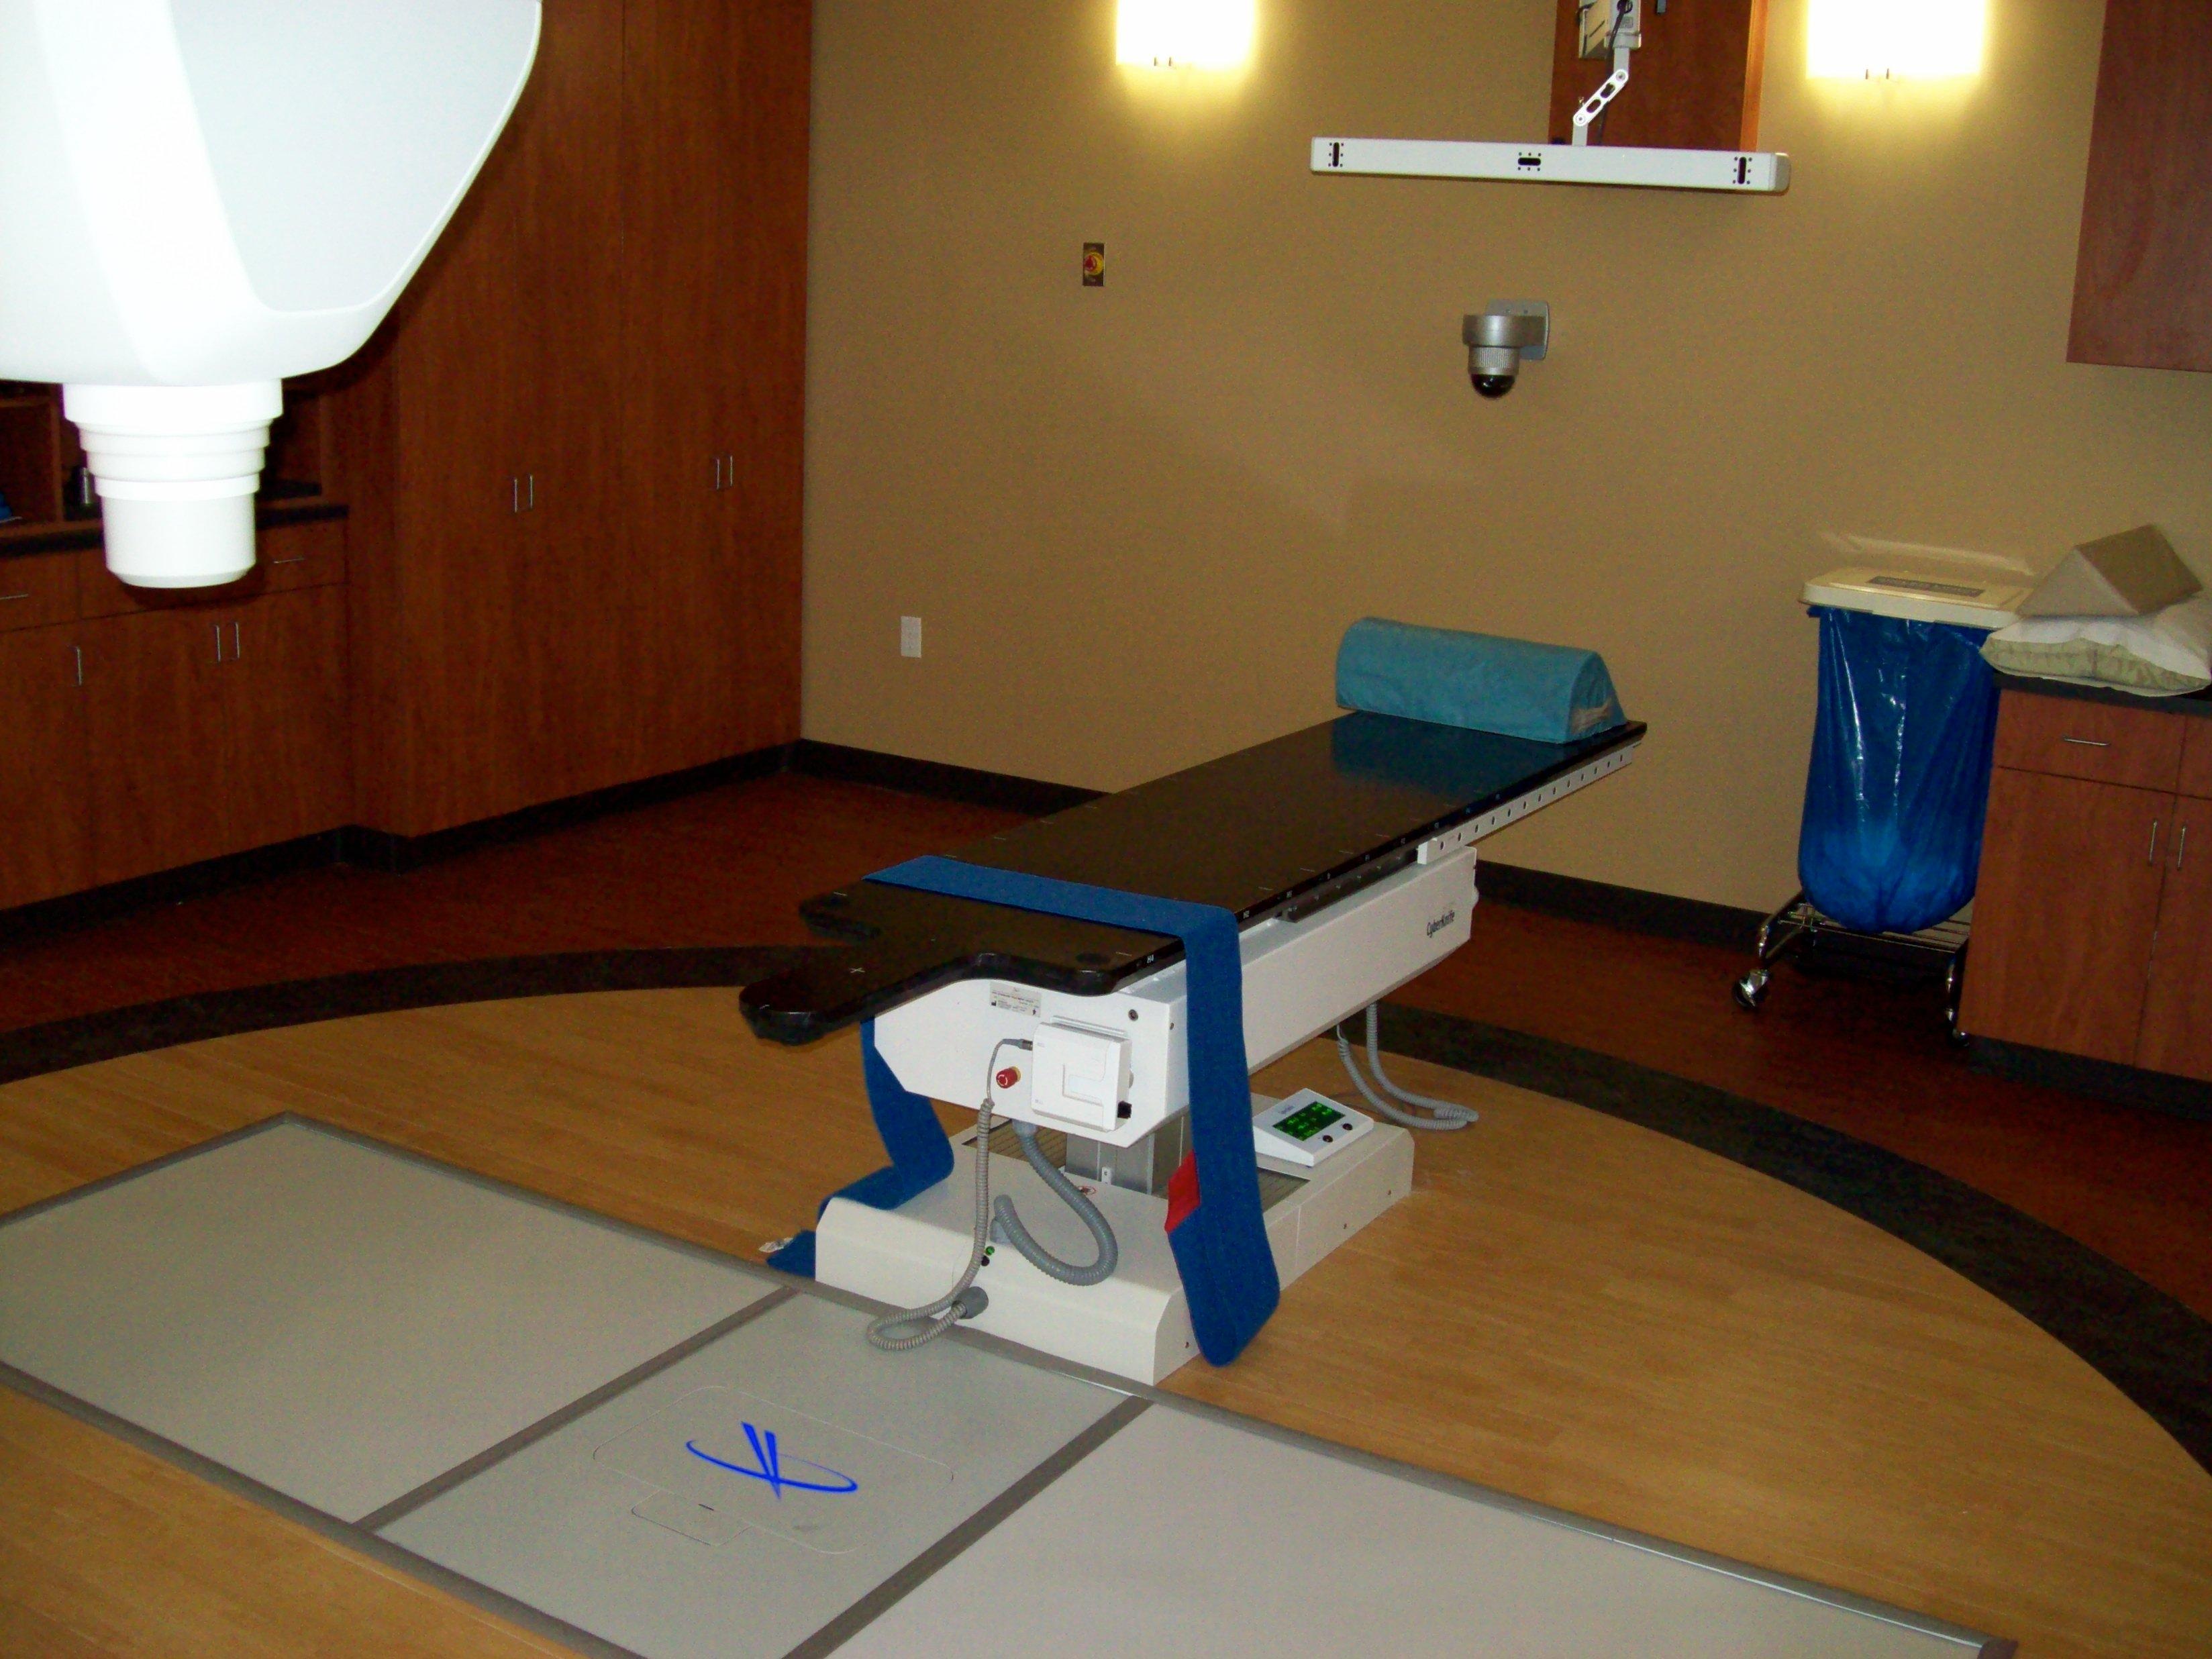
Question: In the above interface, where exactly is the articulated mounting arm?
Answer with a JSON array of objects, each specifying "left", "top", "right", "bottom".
[{"left": 1571, "top": 0, "right": 1642, "bottom": 146}]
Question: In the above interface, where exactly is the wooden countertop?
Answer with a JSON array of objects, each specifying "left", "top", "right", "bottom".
[{"left": 0, "top": 495, "right": 348, "bottom": 560}]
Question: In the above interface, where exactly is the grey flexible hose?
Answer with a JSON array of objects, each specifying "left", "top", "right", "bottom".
[
  {"left": 991, "top": 1121, "right": 1119, "bottom": 1286},
  {"left": 865, "top": 1048, "right": 1016, "bottom": 1352},
  {"left": 1336, "top": 1003, "right": 1479, "bottom": 1131}
]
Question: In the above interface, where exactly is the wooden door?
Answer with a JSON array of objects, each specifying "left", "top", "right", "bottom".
[
  {"left": 220, "top": 591, "right": 351, "bottom": 850},
  {"left": 2069, "top": 0, "right": 2212, "bottom": 371},
  {"left": 0, "top": 627, "right": 91, "bottom": 907},
  {"left": 1958, "top": 769, "right": 2171, "bottom": 1062},
  {"left": 622, "top": 0, "right": 809, "bottom": 774},
  {"left": 368, "top": 0, "right": 624, "bottom": 833},
  {"left": 2138, "top": 798, "right": 2212, "bottom": 1080},
  {"left": 523, "top": 0, "right": 631, "bottom": 801},
  {"left": 82, "top": 610, "right": 230, "bottom": 885}
]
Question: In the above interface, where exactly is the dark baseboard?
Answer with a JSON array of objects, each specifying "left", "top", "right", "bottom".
[
  {"left": 0, "top": 833, "right": 348, "bottom": 945},
  {"left": 0, "top": 746, "right": 797, "bottom": 941},
  {"left": 1970, "top": 1037, "right": 2212, "bottom": 1124},
  {"left": 1473, "top": 860, "right": 1764, "bottom": 952},
  {"left": 788, "top": 739, "right": 1103, "bottom": 817},
  {"left": 342, "top": 745, "right": 795, "bottom": 874}
]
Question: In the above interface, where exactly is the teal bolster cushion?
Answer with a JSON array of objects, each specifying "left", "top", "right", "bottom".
[{"left": 1335, "top": 617, "right": 1625, "bottom": 744}]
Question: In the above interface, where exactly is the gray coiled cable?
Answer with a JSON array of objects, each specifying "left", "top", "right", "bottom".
[
  {"left": 864, "top": 1044, "right": 1015, "bottom": 1352},
  {"left": 1336, "top": 1003, "right": 1479, "bottom": 1131},
  {"left": 991, "top": 1121, "right": 1119, "bottom": 1285}
]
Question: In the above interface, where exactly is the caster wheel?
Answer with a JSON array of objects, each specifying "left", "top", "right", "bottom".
[{"left": 1733, "top": 969, "right": 1770, "bottom": 1011}]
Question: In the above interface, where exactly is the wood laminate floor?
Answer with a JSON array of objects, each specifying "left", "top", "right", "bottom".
[
  {"left": 0, "top": 768, "right": 2205, "bottom": 1325},
  {"left": 2, "top": 993, "right": 2207, "bottom": 1657}
]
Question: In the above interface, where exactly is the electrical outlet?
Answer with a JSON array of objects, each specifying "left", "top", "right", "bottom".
[{"left": 900, "top": 616, "right": 922, "bottom": 658}]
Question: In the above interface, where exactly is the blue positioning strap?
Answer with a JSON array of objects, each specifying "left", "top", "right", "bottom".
[{"left": 770, "top": 854, "right": 1282, "bottom": 1366}]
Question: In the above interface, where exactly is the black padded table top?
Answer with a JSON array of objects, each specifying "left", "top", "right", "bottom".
[{"left": 742, "top": 712, "right": 1645, "bottom": 1044}]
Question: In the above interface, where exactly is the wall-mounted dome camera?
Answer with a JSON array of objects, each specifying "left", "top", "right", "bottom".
[{"left": 1462, "top": 302, "right": 1550, "bottom": 399}]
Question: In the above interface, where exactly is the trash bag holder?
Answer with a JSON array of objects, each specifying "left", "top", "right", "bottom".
[{"left": 1733, "top": 567, "right": 2019, "bottom": 1028}]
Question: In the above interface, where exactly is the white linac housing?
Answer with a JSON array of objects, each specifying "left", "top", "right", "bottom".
[{"left": 0, "top": 0, "right": 540, "bottom": 587}]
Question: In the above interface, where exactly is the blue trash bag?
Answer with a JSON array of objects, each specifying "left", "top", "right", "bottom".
[{"left": 1797, "top": 606, "right": 2001, "bottom": 937}]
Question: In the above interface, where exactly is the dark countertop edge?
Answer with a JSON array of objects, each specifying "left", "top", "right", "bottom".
[
  {"left": 0, "top": 499, "right": 348, "bottom": 560},
  {"left": 1995, "top": 670, "right": 2212, "bottom": 719}
]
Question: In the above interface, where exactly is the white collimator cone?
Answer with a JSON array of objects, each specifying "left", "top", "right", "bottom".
[
  {"left": 64, "top": 383, "right": 281, "bottom": 588},
  {"left": 0, "top": 0, "right": 540, "bottom": 587}
]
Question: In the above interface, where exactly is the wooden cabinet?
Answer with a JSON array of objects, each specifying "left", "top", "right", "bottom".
[
  {"left": 0, "top": 517, "right": 354, "bottom": 907},
  {"left": 342, "top": 0, "right": 809, "bottom": 839},
  {"left": 1962, "top": 689, "right": 2212, "bottom": 1080},
  {"left": 83, "top": 609, "right": 232, "bottom": 885},
  {"left": 81, "top": 587, "right": 352, "bottom": 887},
  {"left": 2069, "top": 0, "right": 2212, "bottom": 372},
  {"left": 217, "top": 588, "right": 352, "bottom": 848},
  {"left": 1962, "top": 767, "right": 2171, "bottom": 1064},
  {"left": 0, "top": 627, "right": 90, "bottom": 909},
  {"left": 2139, "top": 797, "right": 2212, "bottom": 1076}
]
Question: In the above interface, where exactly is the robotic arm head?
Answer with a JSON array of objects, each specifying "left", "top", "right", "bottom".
[{"left": 0, "top": 0, "right": 540, "bottom": 587}]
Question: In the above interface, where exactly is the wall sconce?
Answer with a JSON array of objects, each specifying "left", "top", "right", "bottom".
[
  {"left": 1116, "top": 0, "right": 1256, "bottom": 69},
  {"left": 1807, "top": 0, "right": 1985, "bottom": 79}
]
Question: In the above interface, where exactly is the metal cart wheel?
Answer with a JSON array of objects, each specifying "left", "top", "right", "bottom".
[{"left": 1733, "top": 968, "right": 1771, "bottom": 1011}]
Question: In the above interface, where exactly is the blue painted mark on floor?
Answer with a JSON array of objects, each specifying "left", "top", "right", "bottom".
[{"left": 687, "top": 1423, "right": 860, "bottom": 1499}]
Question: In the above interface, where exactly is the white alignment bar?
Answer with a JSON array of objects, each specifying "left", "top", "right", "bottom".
[{"left": 1311, "top": 137, "right": 1790, "bottom": 195}]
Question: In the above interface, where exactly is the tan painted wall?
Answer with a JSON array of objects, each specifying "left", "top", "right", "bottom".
[{"left": 800, "top": 0, "right": 2212, "bottom": 911}]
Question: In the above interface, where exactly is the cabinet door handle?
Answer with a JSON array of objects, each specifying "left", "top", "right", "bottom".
[
  {"left": 233, "top": 620, "right": 243, "bottom": 661},
  {"left": 269, "top": 555, "right": 309, "bottom": 566},
  {"left": 213, "top": 621, "right": 225, "bottom": 664},
  {"left": 527, "top": 472, "right": 537, "bottom": 511},
  {"left": 0, "top": 592, "right": 28, "bottom": 603},
  {"left": 2176, "top": 823, "right": 2190, "bottom": 872},
  {"left": 72, "top": 644, "right": 83, "bottom": 687},
  {"left": 2062, "top": 737, "right": 2111, "bottom": 748},
  {"left": 2148, "top": 819, "right": 2162, "bottom": 864}
]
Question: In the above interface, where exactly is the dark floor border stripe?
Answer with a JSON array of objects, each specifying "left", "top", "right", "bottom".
[
  {"left": 1, "top": 948, "right": 2204, "bottom": 1480},
  {"left": 1371, "top": 1001, "right": 2212, "bottom": 1476},
  {"left": 0, "top": 946, "right": 825, "bottom": 1090}
]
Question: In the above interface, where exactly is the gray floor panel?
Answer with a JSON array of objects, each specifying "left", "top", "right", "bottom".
[
  {"left": 0, "top": 1115, "right": 2006, "bottom": 1658},
  {"left": 381, "top": 1294, "right": 1129, "bottom": 1659},
  {"left": 0, "top": 1120, "right": 770, "bottom": 1521},
  {"left": 837, "top": 1405, "right": 1988, "bottom": 1659}
]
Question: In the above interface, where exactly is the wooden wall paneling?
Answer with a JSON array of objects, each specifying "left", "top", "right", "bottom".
[
  {"left": 81, "top": 611, "right": 230, "bottom": 885},
  {"left": 219, "top": 589, "right": 352, "bottom": 850},
  {"left": 1547, "top": 0, "right": 1767, "bottom": 151},
  {"left": 2068, "top": 0, "right": 2212, "bottom": 372},
  {"left": 2138, "top": 795, "right": 2212, "bottom": 1082},
  {"left": 1958, "top": 768, "right": 2170, "bottom": 1063},
  {"left": 0, "top": 626, "right": 91, "bottom": 909}
]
